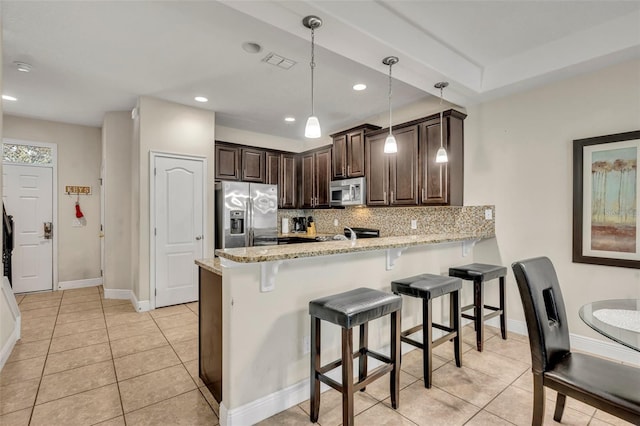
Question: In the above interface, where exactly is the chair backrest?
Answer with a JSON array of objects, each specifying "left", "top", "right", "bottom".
[{"left": 511, "top": 257, "right": 570, "bottom": 374}]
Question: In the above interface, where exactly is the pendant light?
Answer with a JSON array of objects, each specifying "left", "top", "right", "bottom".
[
  {"left": 434, "top": 81, "right": 449, "bottom": 163},
  {"left": 303, "top": 16, "right": 322, "bottom": 138},
  {"left": 382, "top": 56, "right": 399, "bottom": 153}
]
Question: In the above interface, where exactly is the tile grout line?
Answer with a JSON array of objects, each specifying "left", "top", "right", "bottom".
[
  {"left": 27, "top": 288, "right": 63, "bottom": 426},
  {"left": 100, "top": 286, "right": 128, "bottom": 426}
]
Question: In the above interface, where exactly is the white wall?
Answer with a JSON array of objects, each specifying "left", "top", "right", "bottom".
[
  {"left": 2, "top": 116, "right": 102, "bottom": 283},
  {"left": 135, "top": 97, "right": 215, "bottom": 302},
  {"left": 464, "top": 59, "right": 640, "bottom": 339},
  {"left": 216, "top": 125, "right": 305, "bottom": 152},
  {"left": 102, "top": 112, "right": 133, "bottom": 291}
]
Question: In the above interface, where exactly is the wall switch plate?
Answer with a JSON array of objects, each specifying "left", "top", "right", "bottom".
[
  {"left": 302, "top": 335, "right": 310, "bottom": 354},
  {"left": 411, "top": 219, "right": 417, "bottom": 229},
  {"left": 485, "top": 209, "right": 493, "bottom": 220}
]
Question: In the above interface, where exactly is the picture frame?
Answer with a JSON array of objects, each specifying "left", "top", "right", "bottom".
[{"left": 573, "top": 130, "right": 640, "bottom": 269}]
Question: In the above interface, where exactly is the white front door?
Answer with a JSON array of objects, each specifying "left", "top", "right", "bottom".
[
  {"left": 153, "top": 155, "right": 204, "bottom": 308},
  {"left": 3, "top": 164, "right": 54, "bottom": 293}
]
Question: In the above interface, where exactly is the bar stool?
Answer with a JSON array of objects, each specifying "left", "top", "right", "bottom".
[
  {"left": 309, "top": 287, "right": 402, "bottom": 426},
  {"left": 449, "top": 263, "right": 507, "bottom": 352},
  {"left": 391, "top": 274, "right": 462, "bottom": 388}
]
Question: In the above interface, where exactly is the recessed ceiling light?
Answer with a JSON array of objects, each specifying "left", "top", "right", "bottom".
[
  {"left": 194, "top": 96, "right": 208, "bottom": 103},
  {"left": 284, "top": 116, "right": 296, "bottom": 122},
  {"left": 353, "top": 83, "right": 367, "bottom": 91},
  {"left": 2, "top": 95, "right": 17, "bottom": 101},
  {"left": 242, "top": 42, "right": 262, "bottom": 54}
]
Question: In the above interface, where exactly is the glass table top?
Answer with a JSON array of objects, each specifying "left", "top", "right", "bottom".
[{"left": 579, "top": 299, "right": 640, "bottom": 352}]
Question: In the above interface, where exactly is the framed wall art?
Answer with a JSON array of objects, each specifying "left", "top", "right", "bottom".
[{"left": 573, "top": 130, "right": 640, "bottom": 268}]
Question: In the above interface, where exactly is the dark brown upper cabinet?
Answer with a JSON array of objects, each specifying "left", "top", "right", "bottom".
[
  {"left": 331, "top": 124, "right": 380, "bottom": 180},
  {"left": 365, "top": 126, "right": 419, "bottom": 206},
  {"left": 266, "top": 151, "right": 297, "bottom": 209},
  {"left": 214, "top": 143, "right": 240, "bottom": 181},
  {"left": 365, "top": 109, "right": 465, "bottom": 207},
  {"left": 241, "top": 148, "right": 265, "bottom": 183},
  {"left": 299, "top": 146, "right": 331, "bottom": 208},
  {"left": 418, "top": 110, "right": 465, "bottom": 206}
]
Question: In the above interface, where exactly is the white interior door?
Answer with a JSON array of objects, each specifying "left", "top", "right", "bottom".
[
  {"left": 154, "top": 155, "right": 204, "bottom": 308},
  {"left": 3, "top": 164, "right": 54, "bottom": 293}
]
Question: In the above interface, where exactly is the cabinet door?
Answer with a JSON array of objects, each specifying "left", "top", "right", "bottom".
[
  {"left": 280, "top": 154, "right": 297, "bottom": 209},
  {"left": 215, "top": 144, "right": 240, "bottom": 181},
  {"left": 299, "top": 153, "right": 315, "bottom": 208},
  {"left": 365, "top": 133, "right": 390, "bottom": 206},
  {"left": 420, "top": 118, "right": 448, "bottom": 204},
  {"left": 314, "top": 148, "right": 332, "bottom": 208},
  {"left": 265, "top": 151, "right": 280, "bottom": 186},
  {"left": 332, "top": 135, "right": 347, "bottom": 179},
  {"left": 241, "top": 148, "right": 265, "bottom": 183},
  {"left": 347, "top": 131, "right": 365, "bottom": 177},
  {"left": 389, "top": 125, "right": 419, "bottom": 206}
]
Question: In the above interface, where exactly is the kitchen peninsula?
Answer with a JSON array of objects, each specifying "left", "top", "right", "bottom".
[{"left": 197, "top": 205, "right": 495, "bottom": 426}]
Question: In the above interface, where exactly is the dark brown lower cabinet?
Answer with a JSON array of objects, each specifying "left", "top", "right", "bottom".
[{"left": 199, "top": 267, "right": 222, "bottom": 403}]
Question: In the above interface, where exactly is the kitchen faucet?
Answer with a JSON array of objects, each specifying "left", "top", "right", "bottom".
[{"left": 344, "top": 227, "right": 357, "bottom": 242}]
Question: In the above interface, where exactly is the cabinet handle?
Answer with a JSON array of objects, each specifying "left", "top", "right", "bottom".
[
  {"left": 343, "top": 166, "right": 346, "bottom": 176},
  {"left": 383, "top": 191, "right": 387, "bottom": 204},
  {"left": 422, "top": 187, "right": 425, "bottom": 203},
  {"left": 347, "top": 164, "right": 351, "bottom": 176},
  {"left": 390, "top": 191, "right": 394, "bottom": 203}
]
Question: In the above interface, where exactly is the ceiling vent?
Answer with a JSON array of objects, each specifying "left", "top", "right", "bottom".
[{"left": 262, "top": 53, "right": 296, "bottom": 70}]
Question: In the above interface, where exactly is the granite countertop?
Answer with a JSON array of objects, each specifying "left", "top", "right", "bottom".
[
  {"left": 208, "top": 232, "right": 493, "bottom": 264},
  {"left": 196, "top": 257, "right": 222, "bottom": 275}
]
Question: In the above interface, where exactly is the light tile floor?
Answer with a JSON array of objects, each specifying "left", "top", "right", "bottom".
[{"left": 0, "top": 286, "right": 634, "bottom": 426}]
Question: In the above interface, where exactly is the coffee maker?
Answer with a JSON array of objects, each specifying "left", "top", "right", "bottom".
[{"left": 292, "top": 217, "right": 307, "bottom": 232}]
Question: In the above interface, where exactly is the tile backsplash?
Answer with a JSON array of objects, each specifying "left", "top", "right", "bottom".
[{"left": 278, "top": 205, "right": 495, "bottom": 237}]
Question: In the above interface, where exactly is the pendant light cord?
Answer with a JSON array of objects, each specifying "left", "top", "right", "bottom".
[
  {"left": 388, "top": 62, "right": 393, "bottom": 135},
  {"left": 310, "top": 27, "right": 316, "bottom": 116},
  {"left": 439, "top": 86, "right": 444, "bottom": 148}
]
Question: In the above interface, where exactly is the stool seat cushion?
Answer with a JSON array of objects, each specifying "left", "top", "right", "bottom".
[
  {"left": 309, "top": 287, "right": 402, "bottom": 329},
  {"left": 449, "top": 263, "right": 507, "bottom": 281},
  {"left": 391, "top": 274, "right": 461, "bottom": 300}
]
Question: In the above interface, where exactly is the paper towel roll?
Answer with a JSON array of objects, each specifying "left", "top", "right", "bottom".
[{"left": 282, "top": 218, "right": 289, "bottom": 234}]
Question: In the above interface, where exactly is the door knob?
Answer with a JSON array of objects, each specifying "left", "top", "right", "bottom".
[
  {"left": 43, "top": 222, "right": 53, "bottom": 239},
  {"left": 195, "top": 235, "right": 203, "bottom": 240}
]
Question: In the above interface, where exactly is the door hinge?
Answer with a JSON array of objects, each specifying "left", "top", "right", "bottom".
[
  {"left": 155, "top": 288, "right": 157, "bottom": 296},
  {"left": 99, "top": 178, "right": 103, "bottom": 185},
  {"left": 154, "top": 168, "right": 157, "bottom": 176},
  {"left": 100, "top": 224, "right": 103, "bottom": 232},
  {"left": 100, "top": 269, "right": 103, "bottom": 277},
  {"left": 154, "top": 228, "right": 157, "bottom": 236}
]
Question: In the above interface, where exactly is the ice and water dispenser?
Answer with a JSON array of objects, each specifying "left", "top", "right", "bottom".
[{"left": 229, "top": 210, "right": 245, "bottom": 235}]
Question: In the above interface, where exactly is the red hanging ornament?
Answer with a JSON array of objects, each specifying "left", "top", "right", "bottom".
[{"left": 75, "top": 201, "right": 84, "bottom": 218}]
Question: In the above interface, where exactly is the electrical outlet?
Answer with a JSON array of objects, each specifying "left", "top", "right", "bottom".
[
  {"left": 333, "top": 218, "right": 339, "bottom": 227},
  {"left": 485, "top": 209, "right": 493, "bottom": 220},
  {"left": 302, "top": 335, "right": 310, "bottom": 354},
  {"left": 411, "top": 219, "right": 417, "bottom": 229}
]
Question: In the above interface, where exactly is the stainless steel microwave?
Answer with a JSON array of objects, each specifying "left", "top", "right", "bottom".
[{"left": 330, "top": 177, "right": 366, "bottom": 207}]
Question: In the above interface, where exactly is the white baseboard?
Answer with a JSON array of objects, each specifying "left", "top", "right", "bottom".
[
  {"left": 220, "top": 317, "right": 638, "bottom": 425},
  {"left": 130, "top": 291, "right": 151, "bottom": 312},
  {"left": 485, "top": 317, "right": 639, "bottom": 366},
  {"left": 57, "top": 277, "right": 103, "bottom": 290},
  {"left": 1, "top": 277, "right": 21, "bottom": 371}
]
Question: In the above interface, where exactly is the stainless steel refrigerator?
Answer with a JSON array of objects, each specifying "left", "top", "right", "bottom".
[{"left": 215, "top": 181, "right": 278, "bottom": 250}]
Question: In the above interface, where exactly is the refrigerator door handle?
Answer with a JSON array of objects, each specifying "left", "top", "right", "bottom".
[{"left": 247, "top": 198, "right": 254, "bottom": 246}]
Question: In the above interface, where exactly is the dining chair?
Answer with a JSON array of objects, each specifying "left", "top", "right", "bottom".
[{"left": 511, "top": 257, "right": 640, "bottom": 425}]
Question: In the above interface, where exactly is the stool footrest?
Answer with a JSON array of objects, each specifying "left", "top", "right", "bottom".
[
  {"left": 401, "top": 335, "right": 424, "bottom": 350},
  {"left": 318, "top": 348, "right": 366, "bottom": 375},
  {"left": 316, "top": 352, "right": 394, "bottom": 394}
]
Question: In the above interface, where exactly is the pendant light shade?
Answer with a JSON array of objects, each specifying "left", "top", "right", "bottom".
[
  {"left": 382, "top": 56, "right": 399, "bottom": 154},
  {"left": 384, "top": 134, "right": 398, "bottom": 153},
  {"left": 303, "top": 16, "right": 322, "bottom": 139},
  {"left": 305, "top": 116, "right": 321, "bottom": 138},
  {"left": 434, "top": 81, "right": 449, "bottom": 164}
]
